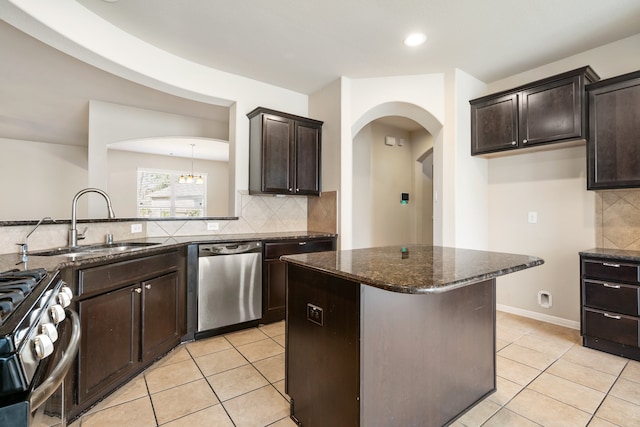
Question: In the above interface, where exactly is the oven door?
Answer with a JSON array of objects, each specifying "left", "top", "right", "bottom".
[{"left": 30, "top": 309, "right": 80, "bottom": 427}]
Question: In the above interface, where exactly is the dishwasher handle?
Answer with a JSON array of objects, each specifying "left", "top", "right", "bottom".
[{"left": 199, "top": 241, "right": 262, "bottom": 256}]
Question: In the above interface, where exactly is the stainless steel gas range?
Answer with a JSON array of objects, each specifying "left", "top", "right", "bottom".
[{"left": 0, "top": 268, "right": 79, "bottom": 426}]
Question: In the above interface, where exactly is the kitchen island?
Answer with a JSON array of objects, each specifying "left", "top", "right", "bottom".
[{"left": 281, "top": 245, "right": 543, "bottom": 427}]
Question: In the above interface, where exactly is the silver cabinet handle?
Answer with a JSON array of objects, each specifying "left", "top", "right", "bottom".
[
  {"left": 603, "top": 283, "right": 621, "bottom": 289},
  {"left": 134, "top": 288, "right": 142, "bottom": 294},
  {"left": 298, "top": 242, "right": 307, "bottom": 246},
  {"left": 603, "top": 262, "right": 620, "bottom": 267},
  {"left": 604, "top": 313, "right": 621, "bottom": 320},
  {"left": 288, "top": 188, "right": 292, "bottom": 192},
  {"left": 145, "top": 284, "right": 151, "bottom": 290},
  {"left": 522, "top": 139, "right": 528, "bottom": 144},
  {"left": 511, "top": 141, "right": 516, "bottom": 146}
]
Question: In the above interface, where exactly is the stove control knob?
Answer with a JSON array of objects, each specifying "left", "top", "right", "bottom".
[
  {"left": 57, "top": 291, "right": 71, "bottom": 308},
  {"left": 40, "top": 322, "right": 58, "bottom": 343},
  {"left": 33, "top": 334, "right": 54, "bottom": 360},
  {"left": 60, "top": 285, "right": 73, "bottom": 300},
  {"left": 50, "top": 304, "right": 66, "bottom": 324}
]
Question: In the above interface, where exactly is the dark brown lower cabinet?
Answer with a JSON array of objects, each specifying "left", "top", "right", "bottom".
[
  {"left": 262, "top": 237, "right": 336, "bottom": 324},
  {"left": 68, "top": 250, "right": 187, "bottom": 419},
  {"left": 581, "top": 254, "right": 640, "bottom": 361}
]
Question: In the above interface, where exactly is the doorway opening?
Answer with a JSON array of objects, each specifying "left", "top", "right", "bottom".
[{"left": 352, "top": 116, "right": 433, "bottom": 248}]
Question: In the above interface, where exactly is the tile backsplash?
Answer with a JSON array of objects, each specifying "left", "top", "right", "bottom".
[
  {"left": 596, "top": 189, "right": 640, "bottom": 250},
  {"left": 0, "top": 191, "right": 339, "bottom": 254}
]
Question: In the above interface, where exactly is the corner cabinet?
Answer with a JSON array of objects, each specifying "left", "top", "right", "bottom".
[
  {"left": 262, "top": 236, "right": 336, "bottom": 324},
  {"left": 66, "top": 249, "right": 187, "bottom": 419},
  {"left": 580, "top": 253, "right": 640, "bottom": 361},
  {"left": 471, "top": 66, "right": 599, "bottom": 156},
  {"left": 586, "top": 70, "right": 640, "bottom": 190},
  {"left": 248, "top": 107, "right": 323, "bottom": 196}
]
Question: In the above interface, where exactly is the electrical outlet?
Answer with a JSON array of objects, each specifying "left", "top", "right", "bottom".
[
  {"left": 131, "top": 223, "right": 142, "bottom": 233},
  {"left": 528, "top": 211, "right": 538, "bottom": 224},
  {"left": 207, "top": 222, "right": 219, "bottom": 231}
]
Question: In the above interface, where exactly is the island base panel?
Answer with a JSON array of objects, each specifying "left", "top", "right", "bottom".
[
  {"left": 361, "top": 280, "right": 496, "bottom": 426},
  {"left": 286, "top": 262, "right": 497, "bottom": 426},
  {"left": 286, "top": 264, "right": 360, "bottom": 426}
]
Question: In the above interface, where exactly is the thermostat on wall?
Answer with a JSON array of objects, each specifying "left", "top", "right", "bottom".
[{"left": 385, "top": 136, "right": 396, "bottom": 146}]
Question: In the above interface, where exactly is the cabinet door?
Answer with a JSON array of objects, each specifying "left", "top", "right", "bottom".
[
  {"left": 294, "top": 121, "right": 321, "bottom": 195},
  {"left": 77, "top": 285, "right": 140, "bottom": 405},
  {"left": 262, "top": 114, "right": 294, "bottom": 193},
  {"left": 287, "top": 264, "right": 360, "bottom": 426},
  {"left": 471, "top": 93, "right": 519, "bottom": 155},
  {"left": 141, "top": 271, "right": 185, "bottom": 363},
  {"left": 520, "top": 75, "right": 583, "bottom": 146},
  {"left": 587, "top": 75, "right": 640, "bottom": 189},
  {"left": 263, "top": 259, "right": 286, "bottom": 324}
]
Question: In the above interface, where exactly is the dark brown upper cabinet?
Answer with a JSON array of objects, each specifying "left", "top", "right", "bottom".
[
  {"left": 248, "top": 107, "right": 323, "bottom": 196},
  {"left": 470, "top": 66, "right": 599, "bottom": 156},
  {"left": 587, "top": 70, "right": 640, "bottom": 190}
]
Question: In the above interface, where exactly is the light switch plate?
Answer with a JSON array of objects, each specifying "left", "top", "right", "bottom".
[
  {"left": 207, "top": 222, "right": 219, "bottom": 231},
  {"left": 527, "top": 212, "right": 538, "bottom": 224},
  {"left": 131, "top": 223, "right": 142, "bottom": 233}
]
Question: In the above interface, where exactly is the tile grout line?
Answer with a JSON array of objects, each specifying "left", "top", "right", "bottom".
[{"left": 186, "top": 336, "right": 238, "bottom": 427}]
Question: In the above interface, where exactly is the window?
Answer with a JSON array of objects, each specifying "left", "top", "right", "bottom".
[{"left": 137, "top": 168, "right": 207, "bottom": 217}]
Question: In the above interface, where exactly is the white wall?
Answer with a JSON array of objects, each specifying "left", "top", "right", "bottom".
[
  {"left": 484, "top": 34, "right": 640, "bottom": 325},
  {"left": 107, "top": 150, "right": 229, "bottom": 217},
  {"left": 0, "top": 138, "right": 87, "bottom": 220},
  {"left": 1, "top": 0, "right": 310, "bottom": 217},
  {"left": 352, "top": 125, "right": 373, "bottom": 248},
  {"left": 410, "top": 129, "right": 434, "bottom": 245}
]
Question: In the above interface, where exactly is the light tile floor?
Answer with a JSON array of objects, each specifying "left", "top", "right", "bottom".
[{"left": 69, "top": 312, "right": 640, "bottom": 426}]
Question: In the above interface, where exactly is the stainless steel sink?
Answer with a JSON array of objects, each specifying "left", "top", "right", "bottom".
[{"left": 30, "top": 242, "right": 161, "bottom": 257}]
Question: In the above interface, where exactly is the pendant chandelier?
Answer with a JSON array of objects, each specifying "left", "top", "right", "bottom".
[{"left": 179, "top": 144, "right": 204, "bottom": 184}]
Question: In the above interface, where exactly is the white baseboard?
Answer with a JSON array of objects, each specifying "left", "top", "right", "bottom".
[{"left": 496, "top": 304, "right": 580, "bottom": 330}]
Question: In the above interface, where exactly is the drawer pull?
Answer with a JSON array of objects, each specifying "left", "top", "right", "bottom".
[
  {"left": 298, "top": 242, "right": 307, "bottom": 246},
  {"left": 603, "top": 283, "right": 621, "bottom": 289},
  {"left": 602, "top": 262, "right": 620, "bottom": 268},
  {"left": 603, "top": 313, "right": 622, "bottom": 320}
]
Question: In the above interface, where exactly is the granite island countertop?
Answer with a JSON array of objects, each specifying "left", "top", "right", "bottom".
[{"left": 281, "top": 244, "right": 544, "bottom": 294}]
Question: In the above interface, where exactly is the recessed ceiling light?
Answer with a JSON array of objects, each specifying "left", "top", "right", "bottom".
[{"left": 404, "top": 33, "right": 427, "bottom": 47}]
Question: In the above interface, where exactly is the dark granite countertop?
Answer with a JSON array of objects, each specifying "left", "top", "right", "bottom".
[
  {"left": 0, "top": 231, "right": 336, "bottom": 273},
  {"left": 281, "top": 245, "right": 544, "bottom": 294},
  {"left": 579, "top": 248, "right": 640, "bottom": 262}
]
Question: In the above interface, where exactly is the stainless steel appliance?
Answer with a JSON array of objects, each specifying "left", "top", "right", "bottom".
[
  {"left": 197, "top": 241, "right": 262, "bottom": 337},
  {"left": 0, "top": 268, "right": 79, "bottom": 426}
]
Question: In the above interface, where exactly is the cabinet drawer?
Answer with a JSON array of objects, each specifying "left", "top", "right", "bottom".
[
  {"left": 583, "top": 308, "right": 639, "bottom": 347},
  {"left": 79, "top": 251, "right": 180, "bottom": 296},
  {"left": 264, "top": 238, "right": 335, "bottom": 259},
  {"left": 582, "top": 258, "right": 639, "bottom": 284},
  {"left": 583, "top": 280, "right": 640, "bottom": 316}
]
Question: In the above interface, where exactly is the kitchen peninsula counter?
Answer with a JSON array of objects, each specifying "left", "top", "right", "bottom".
[{"left": 281, "top": 245, "right": 543, "bottom": 427}]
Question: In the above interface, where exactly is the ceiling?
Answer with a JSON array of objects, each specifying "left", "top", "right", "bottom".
[{"left": 76, "top": 0, "right": 640, "bottom": 94}]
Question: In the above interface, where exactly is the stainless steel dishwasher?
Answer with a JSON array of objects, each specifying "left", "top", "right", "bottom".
[{"left": 197, "top": 241, "right": 262, "bottom": 335}]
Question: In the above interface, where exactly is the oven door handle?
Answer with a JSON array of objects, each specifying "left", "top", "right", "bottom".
[{"left": 30, "top": 308, "right": 81, "bottom": 412}]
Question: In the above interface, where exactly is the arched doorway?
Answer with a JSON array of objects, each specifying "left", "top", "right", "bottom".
[
  {"left": 339, "top": 102, "right": 443, "bottom": 249},
  {"left": 352, "top": 116, "right": 434, "bottom": 248}
]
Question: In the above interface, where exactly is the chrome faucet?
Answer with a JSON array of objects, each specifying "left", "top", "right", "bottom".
[
  {"left": 18, "top": 216, "right": 56, "bottom": 256},
  {"left": 69, "top": 188, "right": 116, "bottom": 248}
]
